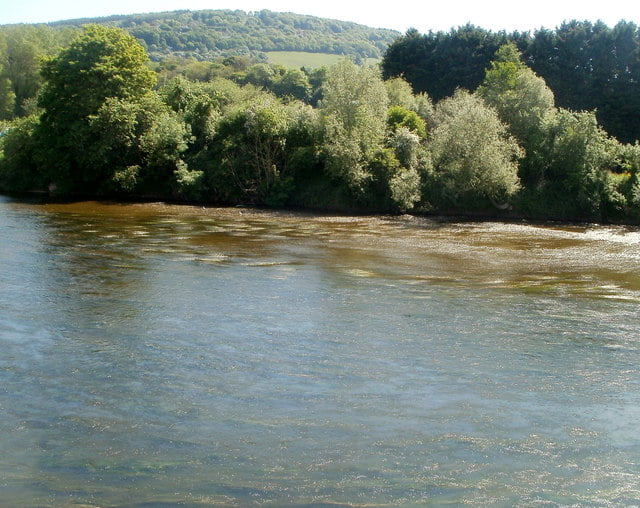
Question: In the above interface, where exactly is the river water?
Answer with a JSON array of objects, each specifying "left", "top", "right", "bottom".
[{"left": 1, "top": 195, "right": 639, "bottom": 506}]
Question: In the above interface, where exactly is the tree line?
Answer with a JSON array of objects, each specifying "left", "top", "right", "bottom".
[
  {"left": 0, "top": 10, "right": 396, "bottom": 121},
  {"left": 1, "top": 25, "right": 640, "bottom": 223},
  {"left": 50, "top": 10, "right": 399, "bottom": 61},
  {"left": 3, "top": 14, "right": 638, "bottom": 141},
  {"left": 0, "top": 24, "right": 75, "bottom": 119},
  {"left": 381, "top": 21, "right": 640, "bottom": 144}
]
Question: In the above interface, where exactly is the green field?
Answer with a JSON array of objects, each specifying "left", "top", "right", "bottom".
[{"left": 265, "top": 51, "right": 380, "bottom": 68}]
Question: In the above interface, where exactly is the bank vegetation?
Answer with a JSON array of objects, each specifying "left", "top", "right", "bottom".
[{"left": 1, "top": 25, "right": 640, "bottom": 223}]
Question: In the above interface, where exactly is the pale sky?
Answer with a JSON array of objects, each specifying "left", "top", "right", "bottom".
[{"left": 1, "top": 0, "right": 637, "bottom": 33}]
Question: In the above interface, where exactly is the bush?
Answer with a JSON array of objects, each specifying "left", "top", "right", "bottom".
[{"left": 0, "top": 115, "right": 42, "bottom": 192}]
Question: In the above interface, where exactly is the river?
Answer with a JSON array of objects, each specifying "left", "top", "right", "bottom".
[{"left": 1, "top": 195, "right": 639, "bottom": 506}]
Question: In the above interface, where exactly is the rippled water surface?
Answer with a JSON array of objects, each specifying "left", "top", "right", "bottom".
[{"left": 1, "top": 196, "right": 639, "bottom": 506}]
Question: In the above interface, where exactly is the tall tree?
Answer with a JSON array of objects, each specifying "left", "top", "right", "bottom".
[
  {"left": 526, "top": 20, "right": 640, "bottom": 143},
  {"left": 428, "top": 89, "right": 522, "bottom": 208},
  {"left": 478, "top": 44, "right": 555, "bottom": 140},
  {"left": 320, "top": 59, "right": 388, "bottom": 191},
  {"left": 382, "top": 25, "right": 508, "bottom": 101},
  {"left": 539, "top": 109, "right": 622, "bottom": 220},
  {"left": 477, "top": 43, "right": 555, "bottom": 186},
  {"left": 36, "top": 25, "right": 157, "bottom": 192},
  {"left": 597, "top": 21, "right": 640, "bottom": 143}
]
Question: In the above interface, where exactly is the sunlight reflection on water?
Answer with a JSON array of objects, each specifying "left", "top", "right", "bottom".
[{"left": 1, "top": 197, "right": 639, "bottom": 506}]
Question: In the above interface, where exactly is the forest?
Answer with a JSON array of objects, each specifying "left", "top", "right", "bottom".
[
  {"left": 382, "top": 21, "right": 640, "bottom": 144},
  {"left": 1, "top": 20, "right": 640, "bottom": 223},
  {"left": 48, "top": 10, "right": 399, "bottom": 61}
]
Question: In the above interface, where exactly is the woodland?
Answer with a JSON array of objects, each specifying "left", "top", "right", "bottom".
[{"left": 1, "top": 13, "right": 639, "bottom": 223}]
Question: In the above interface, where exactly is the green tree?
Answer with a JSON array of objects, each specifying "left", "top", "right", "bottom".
[
  {"left": 478, "top": 44, "right": 555, "bottom": 141},
  {"left": 389, "top": 165, "right": 422, "bottom": 212},
  {"left": 243, "top": 63, "right": 277, "bottom": 88},
  {"left": 161, "top": 76, "right": 222, "bottom": 151},
  {"left": 477, "top": 43, "right": 556, "bottom": 187},
  {"left": 89, "top": 93, "right": 191, "bottom": 195},
  {"left": 138, "top": 106, "right": 192, "bottom": 193},
  {"left": 386, "top": 127, "right": 425, "bottom": 211},
  {"left": 429, "top": 89, "right": 522, "bottom": 208},
  {"left": 385, "top": 76, "right": 435, "bottom": 126},
  {"left": 305, "top": 65, "right": 328, "bottom": 106},
  {"left": 0, "top": 115, "right": 41, "bottom": 191},
  {"left": 385, "top": 77, "right": 418, "bottom": 110},
  {"left": 273, "top": 68, "right": 311, "bottom": 102},
  {"left": 540, "top": 108, "right": 622, "bottom": 220},
  {"left": 36, "top": 25, "right": 157, "bottom": 192},
  {"left": 205, "top": 94, "right": 303, "bottom": 205},
  {"left": 387, "top": 105, "right": 427, "bottom": 138},
  {"left": 320, "top": 60, "right": 388, "bottom": 192},
  {"left": 526, "top": 20, "right": 640, "bottom": 143},
  {"left": 382, "top": 25, "right": 509, "bottom": 102},
  {"left": 365, "top": 127, "right": 428, "bottom": 213}
]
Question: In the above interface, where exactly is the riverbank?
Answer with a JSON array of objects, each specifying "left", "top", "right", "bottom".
[{"left": 4, "top": 189, "right": 640, "bottom": 228}]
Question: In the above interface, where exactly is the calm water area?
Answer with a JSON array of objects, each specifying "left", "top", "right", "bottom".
[{"left": 1, "top": 195, "right": 640, "bottom": 506}]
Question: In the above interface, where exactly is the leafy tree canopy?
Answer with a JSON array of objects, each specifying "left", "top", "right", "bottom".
[
  {"left": 39, "top": 24, "right": 156, "bottom": 120},
  {"left": 382, "top": 21, "right": 640, "bottom": 143},
  {"left": 3, "top": 22, "right": 640, "bottom": 223},
  {"left": 36, "top": 25, "right": 158, "bottom": 191},
  {"left": 429, "top": 89, "right": 522, "bottom": 206},
  {"left": 478, "top": 44, "right": 555, "bottom": 142},
  {"left": 320, "top": 60, "right": 389, "bottom": 190}
]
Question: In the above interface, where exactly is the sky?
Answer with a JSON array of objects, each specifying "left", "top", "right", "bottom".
[{"left": 1, "top": 0, "right": 637, "bottom": 33}]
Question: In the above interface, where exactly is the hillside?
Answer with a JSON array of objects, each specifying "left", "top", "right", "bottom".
[{"left": 46, "top": 9, "right": 400, "bottom": 61}]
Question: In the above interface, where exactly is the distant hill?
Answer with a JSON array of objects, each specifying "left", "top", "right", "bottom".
[{"left": 46, "top": 9, "right": 401, "bottom": 61}]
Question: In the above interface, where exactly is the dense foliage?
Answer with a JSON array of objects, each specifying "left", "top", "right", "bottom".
[
  {"left": 2, "top": 25, "right": 640, "bottom": 224},
  {"left": 382, "top": 21, "right": 640, "bottom": 143},
  {"left": 0, "top": 10, "right": 396, "bottom": 121},
  {"left": 0, "top": 25, "right": 74, "bottom": 119},
  {"left": 46, "top": 10, "right": 399, "bottom": 61},
  {"left": 3, "top": 12, "right": 638, "bottom": 145},
  {"left": 35, "top": 25, "right": 159, "bottom": 194}
]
